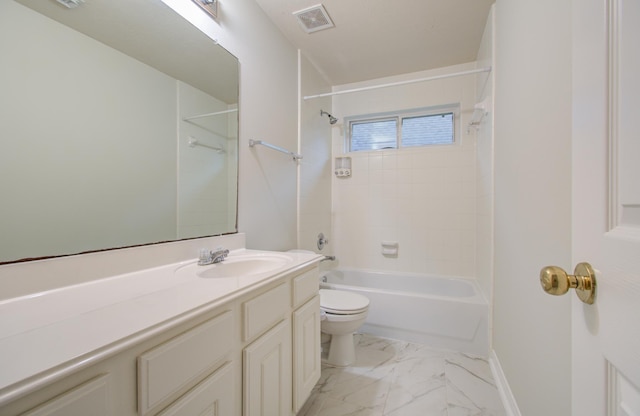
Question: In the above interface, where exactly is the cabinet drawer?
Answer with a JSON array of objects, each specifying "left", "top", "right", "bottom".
[
  {"left": 292, "top": 268, "right": 319, "bottom": 307},
  {"left": 243, "top": 283, "right": 290, "bottom": 341},
  {"left": 157, "top": 362, "right": 234, "bottom": 416},
  {"left": 23, "top": 374, "right": 110, "bottom": 416},
  {"left": 138, "top": 311, "right": 233, "bottom": 415}
]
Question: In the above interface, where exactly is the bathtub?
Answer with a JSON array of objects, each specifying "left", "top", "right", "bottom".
[{"left": 320, "top": 269, "right": 489, "bottom": 356}]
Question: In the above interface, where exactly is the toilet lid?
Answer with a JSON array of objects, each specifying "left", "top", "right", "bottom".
[{"left": 319, "top": 289, "right": 370, "bottom": 314}]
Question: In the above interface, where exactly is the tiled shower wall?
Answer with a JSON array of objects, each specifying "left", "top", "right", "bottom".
[
  {"left": 331, "top": 63, "right": 478, "bottom": 277},
  {"left": 331, "top": 145, "right": 476, "bottom": 276}
]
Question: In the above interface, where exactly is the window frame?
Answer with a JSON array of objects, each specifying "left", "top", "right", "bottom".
[{"left": 344, "top": 104, "right": 460, "bottom": 153}]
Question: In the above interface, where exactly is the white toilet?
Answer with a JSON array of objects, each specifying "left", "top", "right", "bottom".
[{"left": 319, "top": 288, "right": 370, "bottom": 367}]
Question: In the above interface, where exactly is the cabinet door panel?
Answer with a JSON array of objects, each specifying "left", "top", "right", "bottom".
[
  {"left": 158, "top": 362, "right": 235, "bottom": 416},
  {"left": 243, "top": 319, "right": 292, "bottom": 416},
  {"left": 22, "top": 375, "right": 110, "bottom": 416},
  {"left": 293, "top": 295, "right": 321, "bottom": 413},
  {"left": 292, "top": 269, "right": 319, "bottom": 308},
  {"left": 138, "top": 311, "right": 233, "bottom": 415},
  {"left": 243, "top": 283, "right": 290, "bottom": 342}
]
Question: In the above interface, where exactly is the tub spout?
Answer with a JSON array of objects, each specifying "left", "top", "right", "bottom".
[{"left": 322, "top": 255, "right": 336, "bottom": 262}]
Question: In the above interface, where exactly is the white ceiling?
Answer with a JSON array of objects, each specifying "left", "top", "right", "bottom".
[{"left": 254, "top": 0, "right": 495, "bottom": 86}]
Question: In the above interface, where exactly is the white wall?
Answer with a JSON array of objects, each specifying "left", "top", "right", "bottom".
[
  {"left": 164, "top": 0, "right": 299, "bottom": 251},
  {"left": 298, "top": 55, "right": 333, "bottom": 254},
  {"left": 330, "top": 64, "right": 477, "bottom": 276},
  {"left": 493, "top": 0, "right": 572, "bottom": 414}
]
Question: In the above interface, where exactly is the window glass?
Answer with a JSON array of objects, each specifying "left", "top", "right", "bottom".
[
  {"left": 350, "top": 119, "right": 397, "bottom": 151},
  {"left": 401, "top": 113, "right": 454, "bottom": 147}
]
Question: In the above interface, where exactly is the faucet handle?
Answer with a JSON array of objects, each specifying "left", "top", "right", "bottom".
[{"left": 199, "top": 248, "right": 212, "bottom": 264}]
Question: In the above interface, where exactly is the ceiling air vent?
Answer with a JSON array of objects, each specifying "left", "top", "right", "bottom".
[{"left": 293, "top": 4, "right": 335, "bottom": 34}]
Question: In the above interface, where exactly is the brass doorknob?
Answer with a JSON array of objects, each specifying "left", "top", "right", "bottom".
[{"left": 539, "top": 262, "right": 597, "bottom": 304}]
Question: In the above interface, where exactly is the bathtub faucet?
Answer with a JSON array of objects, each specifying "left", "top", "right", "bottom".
[{"left": 322, "top": 255, "right": 336, "bottom": 262}]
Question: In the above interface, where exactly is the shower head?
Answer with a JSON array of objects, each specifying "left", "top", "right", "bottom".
[{"left": 320, "top": 110, "right": 338, "bottom": 125}]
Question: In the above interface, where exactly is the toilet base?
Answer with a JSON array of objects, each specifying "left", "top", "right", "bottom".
[{"left": 326, "top": 332, "right": 356, "bottom": 367}]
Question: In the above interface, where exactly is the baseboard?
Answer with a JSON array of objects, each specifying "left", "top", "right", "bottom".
[{"left": 489, "top": 350, "right": 522, "bottom": 416}]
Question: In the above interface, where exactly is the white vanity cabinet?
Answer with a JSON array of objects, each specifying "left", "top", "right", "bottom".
[
  {"left": 0, "top": 264, "right": 320, "bottom": 416},
  {"left": 241, "top": 267, "right": 321, "bottom": 416}
]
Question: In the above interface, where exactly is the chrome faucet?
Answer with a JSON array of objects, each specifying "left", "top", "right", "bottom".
[{"left": 198, "top": 248, "right": 229, "bottom": 266}]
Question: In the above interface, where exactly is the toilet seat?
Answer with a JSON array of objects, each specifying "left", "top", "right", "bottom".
[{"left": 320, "top": 289, "right": 370, "bottom": 315}]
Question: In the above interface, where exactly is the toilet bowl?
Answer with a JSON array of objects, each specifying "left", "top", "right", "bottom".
[{"left": 319, "top": 288, "right": 370, "bottom": 367}]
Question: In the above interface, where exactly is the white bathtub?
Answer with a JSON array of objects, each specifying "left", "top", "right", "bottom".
[{"left": 320, "top": 269, "right": 489, "bottom": 356}]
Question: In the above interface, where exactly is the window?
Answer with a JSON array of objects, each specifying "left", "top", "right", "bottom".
[{"left": 347, "top": 106, "right": 458, "bottom": 152}]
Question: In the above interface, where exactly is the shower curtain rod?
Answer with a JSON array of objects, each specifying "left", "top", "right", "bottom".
[
  {"left": 303, "top": 67, "right": 492, "bottom": 100},
  {"left": 183, "top": 108, "right": 238, "bottom": 122}
]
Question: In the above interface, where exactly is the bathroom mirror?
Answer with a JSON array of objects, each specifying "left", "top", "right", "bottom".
[{"left": 0, "top": 0, "right": 239, "bottom": 263}]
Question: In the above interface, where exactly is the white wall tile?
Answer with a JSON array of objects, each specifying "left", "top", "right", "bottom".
[{"left": 331, "top": 63, "right": 478, "bottom": 278}]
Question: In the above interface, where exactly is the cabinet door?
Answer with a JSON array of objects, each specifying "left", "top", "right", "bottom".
[
  {"left": 157, "top": 362, "right": 235, "bottom": 416},
  {"left": 292, "top": 295, "right": 321, "bottom": 413},
  {"left": 243, "top": 319, "right": 292, "bottom": 416}
]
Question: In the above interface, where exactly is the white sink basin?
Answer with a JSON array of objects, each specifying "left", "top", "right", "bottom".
[{"left": 176, "top": 253, "right": 292, "bottom": 279}]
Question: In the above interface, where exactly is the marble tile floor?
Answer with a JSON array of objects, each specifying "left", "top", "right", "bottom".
[{"left": 297, "top": 334, "right": 506, "bottom": 416}]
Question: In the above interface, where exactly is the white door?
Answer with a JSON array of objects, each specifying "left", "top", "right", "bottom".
[{"left": 572, "top": 0, "right": 640, "bottom": 414}]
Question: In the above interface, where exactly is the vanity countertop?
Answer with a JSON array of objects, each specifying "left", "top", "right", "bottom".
[{"left": 0, "top": 248, "right": 322, "bottom": 405}]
